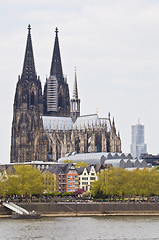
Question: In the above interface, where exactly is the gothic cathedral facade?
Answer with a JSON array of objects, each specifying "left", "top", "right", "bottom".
[{"left": 10, "top": 25, "right": 121, "bottom": 163}]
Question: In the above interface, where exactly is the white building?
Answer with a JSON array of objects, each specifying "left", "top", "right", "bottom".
[{"left": 77, "top": 166, "right": 98, "bottom": 191}]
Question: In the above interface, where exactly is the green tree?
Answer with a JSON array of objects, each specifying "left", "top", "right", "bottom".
[
  {"left": 6, "top": 165, "right": 44, "bottom": 196},
  {"left": 42, "top": 171, "right": 57, "bottom": 194},
  {"left": 63, "top": 160, "right": 74, "bottom": 163},
  {"left": 75, "top": 161, "right": 88, "bottom": 168},
  {"left": 0, "top": 170, "right": 8, "bottom": 196},
  {"left": 135, "top": 168, "right": 159, "bottom": 200},
  {"left": 91, "top": 167, "right": 159, "bottom": 200},
  {"left": 99, "top": 168, "right": 127, "bottom": 200},
  {"left": 91, "top": 176, "right": 102, "bottom": 198},
  {"left": 124, "top": 170, "right": 137, "bottom": 199}
]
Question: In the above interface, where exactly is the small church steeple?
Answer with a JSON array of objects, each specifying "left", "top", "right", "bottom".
[
  {"left": 21, "top": 24, "right": 37, "bottom": 81},
  {"left": 73, "top": 68, "right": 78, "bottom": 99},
  {"left": 112, "top": 117, "right": 116, "bottom": 134},
  {"left": 70, "top": 68, "right": 80, "bottom": 123}
]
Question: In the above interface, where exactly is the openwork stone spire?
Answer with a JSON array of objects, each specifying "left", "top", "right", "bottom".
[
  {"left": 21, "top": 24, "right": 37, "bottom": 81},
  {"left": 73, "top": 68, "right": 78, "bottom": 99},
  {"left": 50, "top": 27, "right": 63, "bottom": 82},
  {"left": 43, "top": 27, "right": 70, "bottom": 117},
  {"left": 70, "top": 68, "right": 80, "bottom": 122}
]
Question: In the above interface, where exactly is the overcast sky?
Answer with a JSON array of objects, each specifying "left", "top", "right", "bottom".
[{"left": 1, "top": 0, "right": 159, "bottom": 163}]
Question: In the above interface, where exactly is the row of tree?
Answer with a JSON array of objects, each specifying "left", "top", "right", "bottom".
[
  {"left": 2, "top": 165, "right": 158, "bottom": 200},
  {"left": 0, "top": 165, "right": 57, "bottom": 197},
  {"left": 91, "top": 168, "right": 159, "bottom": 200}
]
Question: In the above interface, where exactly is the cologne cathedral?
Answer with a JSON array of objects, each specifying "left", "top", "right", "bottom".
[{"left": 10, "top": 25, "right": 121, "bottom": 163}]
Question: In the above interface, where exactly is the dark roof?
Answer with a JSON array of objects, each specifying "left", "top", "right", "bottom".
[
  {"left": 47, "top": 163, "right": 77, "bottom": 174},
  {"left": 46, "top": 163, "right": 102, "bottom": 175},
  {"left": 94, "top": 164, "right": 102, "bottom": 172},
  {"left": 86, "top": 166, "right": 91, "bottom": 173},
  {"left": 76, "top": 167, "right": 84, "bottom": 175},
  {"left": 76, "top": 165, "right": 102, "bottom": 175}
]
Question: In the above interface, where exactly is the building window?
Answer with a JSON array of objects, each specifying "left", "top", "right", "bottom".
[
  {"left": 82, "top": 182, "right": 88, "bottom": 185},
  {"left": 90, "top": 177, "right": 96, "bottom": 180},
  {"left": 82, "top": 177, "right": 88, "bottom": 180},
  {"left": 68, "top": 175, "right": 73, "bottom": 179}
]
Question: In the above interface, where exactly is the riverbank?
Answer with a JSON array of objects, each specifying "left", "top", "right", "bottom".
[
  {"left": 40, "top": 212, "right": 159, "bottom": 217},
  {"left": 2, "top": 202, "right": 159, "bottom": 217}
]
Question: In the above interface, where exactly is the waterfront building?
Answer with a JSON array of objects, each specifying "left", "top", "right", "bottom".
[
  {"left": 77, "top": 165, "right": 98, "bottom": 191},
  {"left": 46, "top": 163, "right": 78, "bottom": 193},
  {"left": 10, "top": 25, "right": 121, "bottom": 163},
  {"left": 130, "top": 121, "right": 147, "bottom": 159}
]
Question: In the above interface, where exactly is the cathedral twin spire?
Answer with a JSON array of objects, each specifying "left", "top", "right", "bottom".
[
  {"left": 50, "top": 27, "right": 63, "bottom": 83},
  {"left": 21, "top": 24, "right": 37, "bottom": 81},
  {"left": 21, "top": 25, "right": 64, "bottom": 84},
  {"left": 21, "top": 24, "right": 80, "bottom": 119}
]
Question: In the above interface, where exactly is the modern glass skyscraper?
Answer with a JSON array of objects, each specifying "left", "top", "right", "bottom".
[{"left": 130, "top": 122, "right": 147, "bottom": 158}]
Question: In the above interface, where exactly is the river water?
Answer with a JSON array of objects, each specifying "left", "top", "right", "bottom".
[{"left": 0, "top": 216, "right": 159, "bottom": 240}]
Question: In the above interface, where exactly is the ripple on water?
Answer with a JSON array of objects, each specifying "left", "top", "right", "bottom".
[{"left": 0, "top": 216, "right": 159, "bottom": 240}]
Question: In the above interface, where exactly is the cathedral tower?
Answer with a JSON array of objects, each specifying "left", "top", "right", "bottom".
[
  {"left": 43, "top": 28, "right": 70, "bottom": 116},
  {"left": 70, "top": 69, "right": 80, "bottom": 122},
  {"left": 10, "top": 25, "right": 48, "bottom": 162}
]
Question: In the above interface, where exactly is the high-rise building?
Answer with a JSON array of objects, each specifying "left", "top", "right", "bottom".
[
  {"left": 10, "top": 25, "right": 121, "bottom": 163},
  {"left": 130, "top": 121, "right": 147, "bottom": 159}
]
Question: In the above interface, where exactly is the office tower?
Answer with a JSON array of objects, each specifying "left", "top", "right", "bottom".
[{"left": 130, "top": 121, "right": 147, "bottom": 158}]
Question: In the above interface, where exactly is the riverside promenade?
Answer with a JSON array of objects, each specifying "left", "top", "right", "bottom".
[{"left": 1, "top": 202, "right": 159, "bottom": 217}]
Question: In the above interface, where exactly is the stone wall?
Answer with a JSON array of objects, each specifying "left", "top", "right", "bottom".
[{"left": 1, "top": 202, "right": 159, "bottom": 216}]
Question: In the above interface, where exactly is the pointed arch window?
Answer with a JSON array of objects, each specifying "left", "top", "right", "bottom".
[
  {"left": 58, "top": 93, "right": 63, "bottom": 108},
  {"left": 31, "top": 91, "right": 35, "bottom": 105}
]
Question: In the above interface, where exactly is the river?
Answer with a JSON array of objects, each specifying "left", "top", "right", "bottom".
[{"left": 0, "top": 216, "right": 159, "bottom": 240}]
